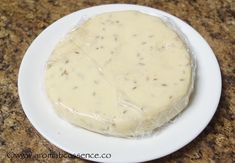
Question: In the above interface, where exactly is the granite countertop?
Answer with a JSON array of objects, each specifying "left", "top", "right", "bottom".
[{"left": 0, "top": 0, "right": 234, "bottom": 162}]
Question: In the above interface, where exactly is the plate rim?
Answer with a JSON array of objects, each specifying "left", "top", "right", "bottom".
[{"left": 18, "top": 4, "right": 222, "bottom": 162}]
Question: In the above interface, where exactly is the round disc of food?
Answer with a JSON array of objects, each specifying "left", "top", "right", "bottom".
[{"left": 45, "top": 11, "right": 194, "bottom": 137}]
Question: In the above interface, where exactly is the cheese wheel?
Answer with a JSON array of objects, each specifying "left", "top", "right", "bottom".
[{"left": 45, "top": 11, "right": 194, "bottom": 137}]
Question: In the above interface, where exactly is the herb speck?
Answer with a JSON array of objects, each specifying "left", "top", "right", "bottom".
[
  {"left": 132, "top": 86, "right": 137, "bottom": 90},
  {"left": 61, "top": 70, "right": 68, "bottom": 76},
  {"left": 94, "top": 80, "right": 99, "bottom": 84},
  {"left": 138, "top": 63, "right": 145, "bottom": 66},
  {"left": 142, "top": 41, "right": 147, "bottom": 45},
  {"left": 47, "top": 63, "right": 52, "bottom": 69},
  {"left": 123, "top": 110, "right": 127, "bottom": 114}
]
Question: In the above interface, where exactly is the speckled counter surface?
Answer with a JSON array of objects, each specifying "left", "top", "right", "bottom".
[{"left": 0, "top": 0, "right": 234, "bottom": 162}]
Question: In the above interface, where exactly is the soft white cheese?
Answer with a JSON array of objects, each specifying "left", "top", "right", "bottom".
[{"left": 45, "top": 11, "right": 194, "bottom": 137}]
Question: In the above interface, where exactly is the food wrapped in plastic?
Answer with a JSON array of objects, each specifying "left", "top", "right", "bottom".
[{"left": 44, "top": 11, "right": 196, "bottom": 138}]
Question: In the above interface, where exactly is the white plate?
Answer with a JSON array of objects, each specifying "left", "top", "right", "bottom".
[{"left": 18, "top": 4, "right": 222, "bottom": 163}]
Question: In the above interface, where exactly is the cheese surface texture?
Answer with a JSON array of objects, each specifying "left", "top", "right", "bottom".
[{"left": 45, "top": 11, "right": 193, "bottom": 137}]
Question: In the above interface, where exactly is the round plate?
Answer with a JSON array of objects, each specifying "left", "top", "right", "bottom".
[{"left": 18, "top": 4, "right": 221, "bottom": 163}]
